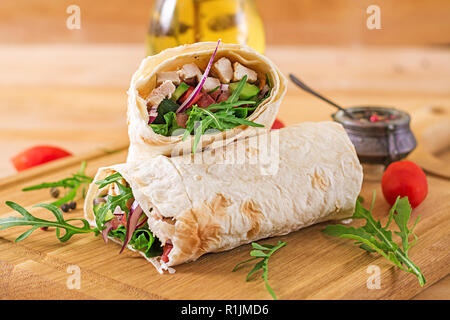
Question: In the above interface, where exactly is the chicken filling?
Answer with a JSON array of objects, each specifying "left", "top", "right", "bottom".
[{"left": 146, "top": 56, "right": 272, "bottom": 142}]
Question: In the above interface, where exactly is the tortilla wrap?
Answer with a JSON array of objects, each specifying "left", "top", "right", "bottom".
[
  {"left": 85, "top": 122, "right": 363, "bottom": 272},
  {"left": 126, "top": 42, "right": 287, "bottom": 162}
]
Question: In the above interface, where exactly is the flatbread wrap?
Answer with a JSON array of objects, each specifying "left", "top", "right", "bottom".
[
  {"left": 126, "top": 41, "right": 287, "bottom": 161},
  {"left": 84, "top": 122, "right": 363, "bottom": 273}
]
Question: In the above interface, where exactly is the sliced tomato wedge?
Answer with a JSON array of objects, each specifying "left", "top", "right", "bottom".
[
  {"left": 161, "top": 243, "right": 173, "bottom": 263},
  {"left": 11, "top": 145, "right": 72, "bottom": 171},
  {"left": 179, "top": 86, "right": 203, "bottom": 109}
]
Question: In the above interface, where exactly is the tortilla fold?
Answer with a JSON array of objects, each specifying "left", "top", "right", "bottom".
[
  {"left": 126, "top": 42, "right": 287, "bottom": 161},
  {"left": 85, "top": 122, "right": 363, "bottom": 272}
]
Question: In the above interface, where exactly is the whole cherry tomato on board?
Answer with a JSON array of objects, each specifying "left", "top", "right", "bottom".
[
  {"left": 271, "top": 118, "right": 285, "bottom": 130},
  {"left": 11, "top": 145, "right": 72, "bottom": 172},
  {"left": 381, "top": 160, "right": 428, "bottom": 208}
]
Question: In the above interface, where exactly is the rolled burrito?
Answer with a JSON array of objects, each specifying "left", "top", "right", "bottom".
[
  {"left": 84, "top": 122, "right": 363, "bottom": 273},
  {"left": 127, "top": 41, "right": 287, "bottom": 162}
]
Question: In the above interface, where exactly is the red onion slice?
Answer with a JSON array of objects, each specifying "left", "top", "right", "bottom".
[
  {"left": 119, "top": 203, "right": 144, "bottom": 254},
  {"left": 101, "top": 221, "right": 113, "bottom": 244},
  {"left": 148, "top": 105, "right": 158, "bottom": 124},
  {"left": 176, "top": 39, "right": 221, "bottom": 114}
]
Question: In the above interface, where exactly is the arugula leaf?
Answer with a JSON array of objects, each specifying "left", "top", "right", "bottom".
[
  {"left": 0, "top": 201, "right": 94, "bottom": 242},
  {"left": 94, "top": 172, "right": 134, "bottom": 230},
  {"left": 206, "top": 100, "right": 256, "bottom": 110},
  {"left": 95, "top": 172, "right": 123, "bottom": 189},
  {"left": 109, "top": 224, "right": 126, "bottom": 242},
  {"left": 207, "top": 85, "right": 220, "bottom": 94},
  {"left": 228, "top": 75, "right": 247, "bottom": 103},
  {"left": 22, "top": 161, "right": 92, "bottom": 206},
  {"left": 323, "top": 192, "right": 426, "bottom": 286},
  {"left": 131, "top": 229, "right": 163, "bottom": 258},
  {"left": 96, "top": 189, "right": 133, "bottom": 231},
  {"left": 233, "top": 241, "right": 287, "bottom": 300},
  {"left": 150, "top": 111, "right": 182, "bottom": 136}
]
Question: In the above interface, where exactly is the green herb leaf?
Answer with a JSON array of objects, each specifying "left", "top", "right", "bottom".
[
  {"left": 95, "top": 172, "right": 122, "bottom": 189},
  {"left": 206, "top": 100, "right": 256, "bottom": 111},
  {"left": 1, "top": 201, "right": 94, "bottom": 242},
  {"left": 233, "top": 240, "right": 286, "bottom": 300},
  {"left": 93, "top": 172, "right": 134, "bottom": 230},
  {"left": 228, "top": 75, "right": 247, "bottom": 103},
  {"left": 22, "top": 162, "right": 92, "bottom": 206},
  {"left": 323, "top": 192, "right": 426, "bottom": 286},
  {"left": 207, "top": 85, "right": 220, "bottom": 94}
]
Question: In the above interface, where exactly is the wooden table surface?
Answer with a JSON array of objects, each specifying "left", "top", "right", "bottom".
[{"left": 0, "top": 44, "right": 449, "bottom": 299}]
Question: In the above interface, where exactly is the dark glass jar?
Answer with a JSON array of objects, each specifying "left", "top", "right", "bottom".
[{"left": 333, "top": 106, "right": 417, "bottom": 165}]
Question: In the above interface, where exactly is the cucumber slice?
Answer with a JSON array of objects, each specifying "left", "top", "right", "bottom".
[
  {"left": 171, "top": 82, "right": 190, "bottom": 101},
  {"left": 229, "top": 82, "right": 260, "bottom": 100}
]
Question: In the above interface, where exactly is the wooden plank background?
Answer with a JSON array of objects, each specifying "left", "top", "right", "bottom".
[{"left": 0, "top": 0, "right": 449, "bottom": 46}]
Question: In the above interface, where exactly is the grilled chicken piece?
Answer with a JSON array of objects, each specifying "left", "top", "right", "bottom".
[
  {"left": 202, "top": 77, "right": 221, "bottom": 93},
  {"left": 212, "top": 57, "right": 233, "bottom": 83},
  {"left": 156, "top": 71, "right": 180, "bottom": 86},
  {"left": 178, "top": 63, "right": 202, "bottom": 82},
  {"left": 233, "top": 62, "right": 258, "bottom": 83},
  {"left": 146, "top": 80, "right": 176, "bottom": 107}
]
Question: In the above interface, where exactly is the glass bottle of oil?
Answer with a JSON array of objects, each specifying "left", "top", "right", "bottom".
[{"left": 145, "top": 0, "right": 265, "bottom": 56}]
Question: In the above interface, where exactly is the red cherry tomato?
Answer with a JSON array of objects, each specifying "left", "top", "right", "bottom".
[
  {"left": 271, "top": 118, "right": 285, "bottom": 130},
  {"left": 381, "top": 161, "right": 428, "bottom": 208},
  {"left": 11, "top": 145, "right": 72, "bottom": 172}
]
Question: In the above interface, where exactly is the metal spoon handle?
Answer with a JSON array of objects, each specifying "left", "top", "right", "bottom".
[{"left": 289, "top": 74, "right": 355, "bottom": 119}]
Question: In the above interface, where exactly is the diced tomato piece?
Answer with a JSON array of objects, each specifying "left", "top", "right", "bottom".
[
  {"left": 176, "top": 113, "right": 189, "bottom": 128},
  {"left": 210, "top": 88, "right": 221, "bottom": 101},
  {"left": 120, "top": 213, "right": 127, "bottom": 228},
  {"left": 161, "top": 243, "right": 173, "bottom": 263},
  {"left": 179, "top": 86, "right": 203, "bottom": 108},
  {"left": 216, "top": 91, "right": 231, "bottom": 103},
  {"left": 271, "top": 118, "right": 285, "bottom": 130},
  {"left": 197, "top": 93, "right": 215, "bottom": 108},
  {"left": 11, "top": 145, "right": 72, "bottom": 171}
]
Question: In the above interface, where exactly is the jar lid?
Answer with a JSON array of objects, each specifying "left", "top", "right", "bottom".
[{"left": 332, "top": 106, "right": 411, "bottom": 132}]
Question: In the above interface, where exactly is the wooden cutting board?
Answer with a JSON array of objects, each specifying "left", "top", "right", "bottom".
[{"left": 0, "top": 143, "right": 449, "bottom": 300}]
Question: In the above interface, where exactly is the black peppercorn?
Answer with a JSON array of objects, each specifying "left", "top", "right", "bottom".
[
  {"left": 68, "top": 201, "right": 77, "bottom": 210},
  {"left": 50, "top": 187, "right": 60, "bottom": 198},
  {"left": 61, "top": 203, "right": 70, "bottom": 212}
]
